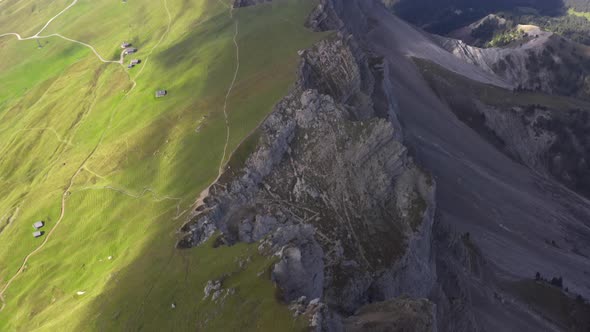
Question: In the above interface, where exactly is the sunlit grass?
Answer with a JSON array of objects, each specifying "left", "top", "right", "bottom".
[{"left": 0, "top": 0, "right": 326, "bottom": 330}]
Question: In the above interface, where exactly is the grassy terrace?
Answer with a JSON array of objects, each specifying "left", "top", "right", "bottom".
[{"left": 0, "top": 0, "right": 326, "bottom": 330}]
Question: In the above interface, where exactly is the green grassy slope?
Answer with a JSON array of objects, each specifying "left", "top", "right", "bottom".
[{"left": 0, "top": 0, "right": 326, "bottom": 330}]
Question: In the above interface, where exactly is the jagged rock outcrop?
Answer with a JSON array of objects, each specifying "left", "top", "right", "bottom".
[
  {"left": 181, "top": 77, "right": 436, "bottom": 315},
  {"left": 261, "top": 224, "right": 324, "bottom": 302},
  {"left": 306, "top": 0, "right": 343, "bottom": 32},
  {"left": 203, "top": 279, "right": 236, "bottom": 304},
  {"left": 179, "top": 2, "right": 437, "bottom": 328}
]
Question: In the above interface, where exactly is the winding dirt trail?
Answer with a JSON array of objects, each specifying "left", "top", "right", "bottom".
[
  {"left": 219, "top": 21, "right": 240, "bottom": 172},
  {"left": 0, "top": 0, "right": 123, "bottom": 65},
  {"left": 0, "top": 165, "right": 82, "bottom": 312},
  {"left": 0, "top": 110, "right": 115, "bottom": 312},
  {"left": 0, "top": 32, "right": 124, "bottom": 64},
  {"left": 187, "top": 7, "right": 240, "bottom": 215},
  {"left": 33, "top": 0, "right": 79, "bottom": 37}
]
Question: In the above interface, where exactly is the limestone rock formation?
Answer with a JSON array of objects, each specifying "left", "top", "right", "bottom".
[{"left": 179, "top": 5, "right": 437, "bottom": 327}]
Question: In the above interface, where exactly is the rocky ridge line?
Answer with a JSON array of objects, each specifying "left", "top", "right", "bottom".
[{"left": 178, "top": 0, "right": 438, "bottom": 330}]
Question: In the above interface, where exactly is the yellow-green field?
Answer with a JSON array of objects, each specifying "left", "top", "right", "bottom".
[{"left": 0, "top": 0, "right": 326, "bottom": 330}]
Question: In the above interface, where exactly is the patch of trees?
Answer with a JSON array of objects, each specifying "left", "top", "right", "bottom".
[
  {"left": 535, "top": 272, "right": 564, "bottom": 290},
  {"left": 486, "top": 28, "right": 528, "bottom": 47},
  {"left": 470, "top": 16, "right": 510, "bottom": 47},
  {"left": 516, "top": 13, "right": 590, "bottom": 45}
]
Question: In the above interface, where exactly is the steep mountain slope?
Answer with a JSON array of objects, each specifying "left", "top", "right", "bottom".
[
  {"left": 0, "top": 0, "right": 326, "bottom": 330},
  {"left": 417, "top": 55, "right": 590, "bottom": 199},
  {"left": 175, "top": 0, "right": 590, "bottom": 331},
  {"left": 360, "top": 1, "right": 590, "bottom": 329}
]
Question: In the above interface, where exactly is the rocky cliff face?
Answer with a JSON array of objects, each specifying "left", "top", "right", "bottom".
[
  {"left": 178, "top": 0, "right": 590, "bottom": 331},
  {"left": 179, "top": 0, "right": 438, "bottom": 329},
  {"left": 350, "top": 1, "right": 590, "bottom": 331}
]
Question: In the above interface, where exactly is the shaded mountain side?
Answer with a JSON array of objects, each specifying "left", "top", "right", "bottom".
[
  {"left": 439, "top": 28, "right": 590, "bottom": 99},
  {"left": 386, "top": 0, "right": 590, "bottom": 47},
  {"left": 362, "top": 0, "right": 590, "bottom": 287},
  {"left": 353, "top": 0, "right": 590, "bottom": 330},
  {"left": 415, "top": 57, "right": 590, "bottom": 200},
  {"left": 504, "top": 278, "right": 590, "bottom": 331},
  {"left": 335, "top": 7, "right": 512, "bottom": 89}
]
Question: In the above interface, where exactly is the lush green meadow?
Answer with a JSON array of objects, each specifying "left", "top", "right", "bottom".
[{"left": 0, "top": 0, "right": 326, "bottom": 330}]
